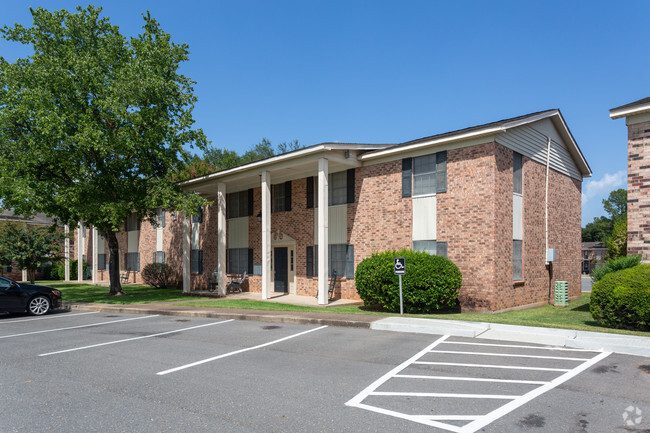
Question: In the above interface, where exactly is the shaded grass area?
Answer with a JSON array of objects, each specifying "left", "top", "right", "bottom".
[
  {"left": 178, "top": 294, "right": 650, "bottom": 337},
  {"left": 40, "top": 281, "right": 205, "bottom": 304}
]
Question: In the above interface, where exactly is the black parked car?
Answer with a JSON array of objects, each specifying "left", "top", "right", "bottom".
[{"left": 0, "top": 276, "right": 62, "bottom": 315}]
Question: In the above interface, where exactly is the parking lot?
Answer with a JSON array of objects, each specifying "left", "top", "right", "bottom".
[{"left": 1, "top": 311, "right": 649, "bottom": 432}]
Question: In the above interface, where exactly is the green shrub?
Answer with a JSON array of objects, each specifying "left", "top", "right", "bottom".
[
  {"left": 141, "top": 263, "right": 176, "bottom": 288},
  {"left": 52, "top": 259, "right": 86, "bottom": 280},
  {"left": 591, "top": 254, "right": 642, "bottom": 282},
  {"left": 355, "top": 249, "right": 461, "bottom": 313},
  {"left": 41, "top": 263, "right": 60, "bottom": 280},
  {"left": 590, "top": 264, "right": 650, "bottom": 331}
]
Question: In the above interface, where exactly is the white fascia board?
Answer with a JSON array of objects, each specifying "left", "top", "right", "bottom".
[
  {"left": 360, "top": 127, "right": 505, "bottom": 161},
  {"left": 180, "top": 143, "right": 387, "bottom": 188},
  {"left": 610, "top": 103, "right": 650, "bottom": 120}
]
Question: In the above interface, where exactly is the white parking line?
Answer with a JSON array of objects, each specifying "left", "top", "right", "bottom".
[
  {"left": 394, "top": 374, "right": 549, "bottom": 385},
  {"left": 431, "top": 350, "right": 590, "bottom": 361},
  {"left": 459, "top": 351, "right": 611, "bottom": 433},
  {"left": 0, "top": 315, "right": 158, "bottom": 339},
  {"left": 157, "top": 325, "right": 328, "bottom": 376},
  {"left": 441, "top": 341, "right": 594, "bottom": 352},
  {"left": 0, "top": 312, "right": 98, "bottom": 324},
  {"left": 39, "top": 319, "right": 235, "bottom": 356},
  {"left": 414, "top": 361, "right": 571, "bottom": 372},
  {"left": 347, "top": 335, "right": 611, "bottom": 433}
]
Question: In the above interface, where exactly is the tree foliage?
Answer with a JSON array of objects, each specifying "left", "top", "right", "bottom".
[
  {"left": 0, "top": 6, "right": 206, "bottom": 293},
  {"left": 582, "top": 216, "right": 612, "bottom": 242},
  {"left": 602, "top": 188, "right": 627, "bottom": 220},
  {"left": 606, "top": 215, "right": 627, "bottom": 260},
  {"left": 177, "top": 138, "right": 303, "bottom": 180},
  {"left": 0, "top": 222, "right": 66, "bottom": 283}
]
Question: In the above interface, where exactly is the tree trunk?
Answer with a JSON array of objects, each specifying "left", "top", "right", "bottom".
[
  {"left": 28, "top": 268, "right": 36, "bottom": 284},
  {"left": 105, "top": 230, "right": 124, "bottom": 295}
]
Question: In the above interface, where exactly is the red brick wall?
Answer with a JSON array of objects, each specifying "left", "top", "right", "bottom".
[{"left": 627, "top": 120, "right": 650, "bottom": 262}]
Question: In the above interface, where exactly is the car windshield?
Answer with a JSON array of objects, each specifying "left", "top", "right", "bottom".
[{"left": 0, "top": 277, "right": 13, "bottom": 289}]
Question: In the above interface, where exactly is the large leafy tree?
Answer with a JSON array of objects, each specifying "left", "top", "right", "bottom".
[
  {"left": 0, "top": 222, "right": 66, "bottom": 283},
  {"left": 0, "top": 6, "right": 206, "bottom": 294},
  {"left": 602, "top": 188, "right": 627, "bottom": 220}
]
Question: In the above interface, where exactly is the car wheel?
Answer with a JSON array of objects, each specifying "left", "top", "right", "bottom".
[{"left": 28, "top": 296, "right": 51, "bottom": 316}]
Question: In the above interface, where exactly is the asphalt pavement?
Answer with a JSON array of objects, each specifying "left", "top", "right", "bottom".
[{"left": 63, "top": 299, "right": 650, "bottom": 358}]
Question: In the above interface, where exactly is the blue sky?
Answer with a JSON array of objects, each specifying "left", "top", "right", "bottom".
[{"left": 2, "top": 1, "right": 647, "bottom": 226}]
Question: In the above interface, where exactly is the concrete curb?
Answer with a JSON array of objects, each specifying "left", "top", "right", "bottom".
[
  {"left": 64, "top": 302, "right": 374, "bottom": 329},
  {"left": 371, "top": 317, "right": 650, "bottom": 358}
]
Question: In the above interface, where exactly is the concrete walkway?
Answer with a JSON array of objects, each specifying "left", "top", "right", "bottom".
[{"left": 63, "top": 300, "right": 650, "bottom": 358}]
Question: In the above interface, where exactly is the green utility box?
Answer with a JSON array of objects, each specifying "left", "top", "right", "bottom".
[{"left": 554, "top": 281, "right": 569, "bottom": 306}]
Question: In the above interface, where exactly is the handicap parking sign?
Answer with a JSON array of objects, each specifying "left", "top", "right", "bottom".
[{"left": 394, "top": 257, "right": 405, "bottom": 275}]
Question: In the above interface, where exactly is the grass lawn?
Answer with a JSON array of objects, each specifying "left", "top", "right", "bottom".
[
  {"left": 178, "top": 293, "right": 650, "bottom": 337},
  {"left": 39, "top": 281, "right": 207, "bottom": 304}
]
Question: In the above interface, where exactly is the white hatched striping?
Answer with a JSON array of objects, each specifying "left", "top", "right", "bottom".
[
  {"left": 394, "top": 374, "right": 549, "bottom": 385},
  {"left": 370, "top": 391, "right": 518, "bottom": 400},
  {"left": 414, "top": 361, "right": 571, "bottom": 372},
  {"left": 439, "top": 340, "right": 597, "bottom": 352},
  {"left": 429, "top": 350, "right": 590, "bottom": 361},
  {"left": 347, "top": 335, "right": 611, "bottom": 433}
]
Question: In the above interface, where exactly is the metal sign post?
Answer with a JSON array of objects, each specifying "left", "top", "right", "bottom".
[{"left": 394, "top": 257, "right": 405, "bottom": 315}]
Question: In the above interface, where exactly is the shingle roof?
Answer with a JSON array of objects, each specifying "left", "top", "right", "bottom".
[
  {"left": 610, "top": 97, "right": 650, "bottom": 112},
  {"left": 0, "top": 210, "right": 57, "bottom": 225}
]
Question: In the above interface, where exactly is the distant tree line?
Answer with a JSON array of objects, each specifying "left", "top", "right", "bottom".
[
  {"left": 174, "top": 138, "right": 302, "bottom": 181},
  {"left": 582, "top": 188, "right": 627, "bottom": 260}
]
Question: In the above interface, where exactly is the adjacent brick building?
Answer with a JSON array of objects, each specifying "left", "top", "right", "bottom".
[
  {"left": 76, "top": 109, "right": 590, "bottom": 311},
  {"left": 610, "top": 97, "right": 650, "bottom": 263}
]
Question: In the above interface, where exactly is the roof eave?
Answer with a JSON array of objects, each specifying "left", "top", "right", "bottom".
[{"left": 609, "top": 102, "right": 650, "bottom": 120}]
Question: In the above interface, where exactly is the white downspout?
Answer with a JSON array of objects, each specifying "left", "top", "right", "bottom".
[{"left": 545, "top": 137, "right": 551, "bottom": 265}]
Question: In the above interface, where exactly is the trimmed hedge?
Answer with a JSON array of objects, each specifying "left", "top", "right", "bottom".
[
  {"left": 590, "top": 264, "right": 650, "bottom": 331},
  {"left": 52, "top": 259, "right": 86, "bottom": 280},
  {"left": 141, "top": 263, "right": 176, "bottom": 288},
  {"left": 355, "top": 249, "right": 461, "bottom": 313}
]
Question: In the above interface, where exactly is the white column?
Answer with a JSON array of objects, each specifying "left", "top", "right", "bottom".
[
  {"left": 77, "top": 223, "right": 83, "bottom": 282},
  {"left": 92, "top": 227, "right": 98, "bottom": 284},
  {"left": 317, "top": 158, "right": 329, "bottom": 305},
  {"left": 21, "top": 269, "right": 27, "bottom": 282},
  {"left": 217, "top": 183, "right": 227, "bottom": 296},
  {"left": 261, "top": 171, "right": 271, "bottom": 300},
  {"left": 182, "top": 213, "right": 191, "bottom": 293},
  {"left": 64, "top": 225, "right": 70, "bottom": 282}
]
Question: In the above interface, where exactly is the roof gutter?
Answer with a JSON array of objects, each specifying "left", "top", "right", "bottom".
[{"left": 610, "top": 102, "right": 650, "bottom": 120}]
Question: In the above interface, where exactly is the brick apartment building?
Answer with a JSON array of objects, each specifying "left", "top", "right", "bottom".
[
  {"left": 610, "top": 97, "right": 650, "bottom": 263},
  {"left": 73, "top": 109, "right": 590, "bottom": 312}
]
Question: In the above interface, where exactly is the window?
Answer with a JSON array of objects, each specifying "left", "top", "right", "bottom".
[
  {"left": 308, "top": 169, "right": 355, "bottom": 208},
  {"left": 2, "top": 262, "right": 12, "bottom": 274},
  {"left": 307, "top": 244, "right": 354, "bottom": 278},
  {"left": 191, "top": 250, "right": 203, "bottom": 274},
  {"left": 402, "top": 151, "right": 447, "bottom": 197},
  {"left": 155, "top": 208, "right": 166, "bottom": 228},
  {"left": 153, "top": 251, "right": 165, "bottom": 264},
  {"left": 227, "top": 190, "right": 253, "bottom": 219},
  {"left": 125, "top": 252, "right": 140, "bottom": 272},
  {"left": 329, "top": 172, "right": 347, "bottom": 205},
  {"left": 583, "top": 251, "right": 589, "bottom": 260},
  {"left": 97, "top": 254, "right": 107, "bottom": 271},
  {"left": 227, "top": 248, "right": 252, "bottom": 274},
  {"left": 272, "top": 181, "right": 292, "bottom": 213},
  {"left": 81, "top": 222, "right": 86, "bottom": 237},
  {"left": 513, "top": 240, "right": 523, "bottom": 281},
  {"left": 596, "top": 251, "right": 602, "bottom": 261},
  {"left": 412, "top": 240, "right": 448, "bottom": 258},
  {"left": 125, "top": 214, "right": 140, "bottom": 231},
  {"left": 513, "top": 152, "right": 523, "bottom": 194}
]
